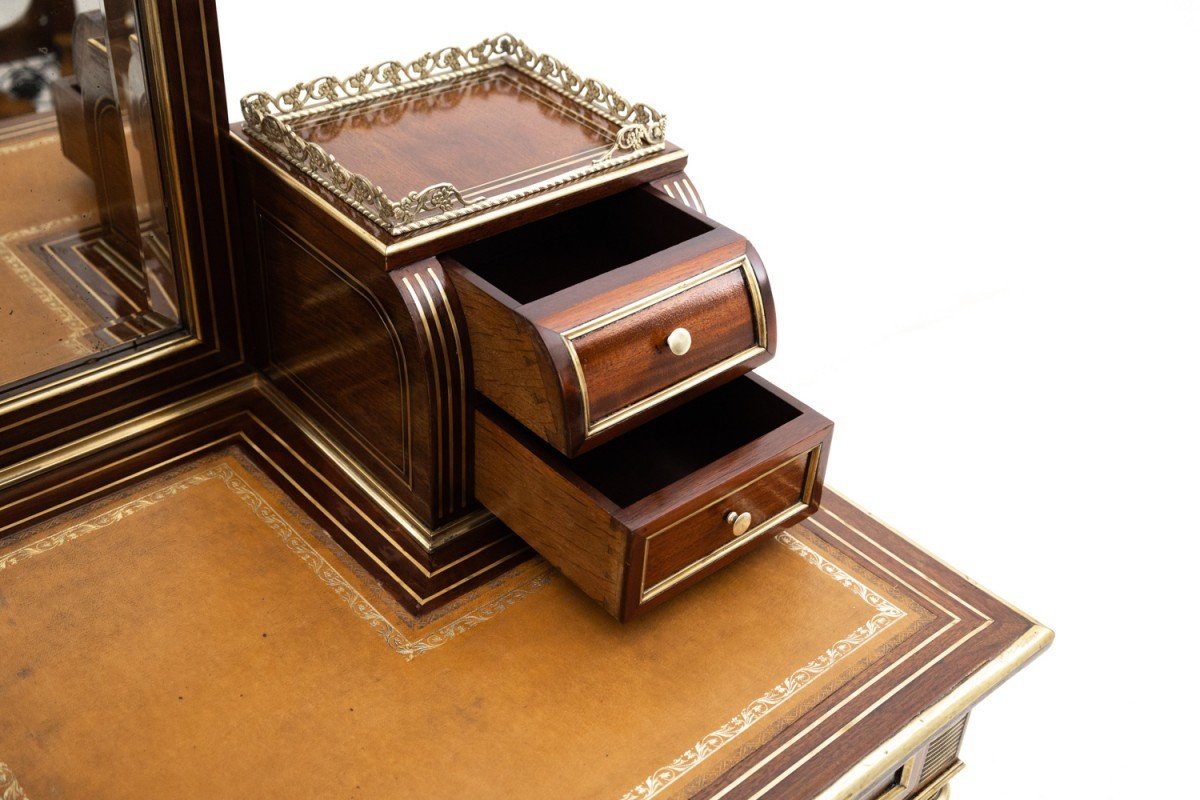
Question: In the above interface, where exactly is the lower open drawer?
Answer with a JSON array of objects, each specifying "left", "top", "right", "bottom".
[{"left": 475, "top": 374, "right": 833, "bottom": 620}]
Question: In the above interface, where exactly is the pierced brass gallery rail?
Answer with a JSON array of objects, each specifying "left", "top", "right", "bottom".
[{"left": 240, "top": 33, "right": 667, "bottom": 237}]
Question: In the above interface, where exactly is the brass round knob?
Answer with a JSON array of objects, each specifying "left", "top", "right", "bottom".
[
  {"left": 725, "top": 511, "right": 752, "bottom": 536},
  {"left": 666, "top": 327, "right": 692, "bottom": 356}
]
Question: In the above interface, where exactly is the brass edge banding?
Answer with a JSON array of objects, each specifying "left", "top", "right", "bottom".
[
  {"left": 401, "top": 276, "right": 447, "bottom": 515},
  {"left": 257, "top": 378, "right": 479, "bottom": 552},
  {"left": 413, "top": 272, "right": 462, "bottom": 514},
  {"left": 0, "top": 374, "right": 514, "bottom": 606},
  {"left": 229, "top": 128, "right": 688, "bottom": 261},
  {"left": 621, "top": 529, "right": 909, "bottom": 800},
  {"left": 804, "top": 626, "right": 1052, "bottom": 800},
  {"left": 639, "top": 446, "right": 820, "bottom": 602},
  {"left": 562, "top": 256, "right": 767, "bottom": 438},
  {"left": 255, "top": 208, "right": 412, "bottom": 486},
  {"left": 426, "top": 268, "right": 470, "bottom": 507},
  {"left": 912, "top": 761, "right": 964, "bottom": 800},
  {"left": 0, "top": 375, "right": 256, "bottom": 492},
  {"left": 876, "top": 754, "right": 918, "bottom": 800},
  {"left": 239, "top": 34, "right": 667, "bottom": 235}
]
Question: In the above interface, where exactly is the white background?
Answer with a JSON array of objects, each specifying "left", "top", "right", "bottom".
[{"left": 217, "top": 3, "right": 1200, "bottom": 797}]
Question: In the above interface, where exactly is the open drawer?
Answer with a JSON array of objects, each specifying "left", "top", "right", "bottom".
[
  {"left": 475, "top": 374, "right": 833, "bottom": 620},
  {"left": 444, "top": 187, "right": 776, "bottom": 456}
]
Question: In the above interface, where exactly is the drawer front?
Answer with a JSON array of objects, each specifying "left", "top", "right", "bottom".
[
  {"left": 640, "top": 444, "right": 823, "bottom": 603},
  {"left": 563, "top": 256, "right": 768, "bottom": 438}
]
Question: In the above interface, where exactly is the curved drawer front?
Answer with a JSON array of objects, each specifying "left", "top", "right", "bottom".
[
  {"left": 640, "top": 445, "right": 823, "bottom": 603},
  {"left": 563, "top": 256, "right": 768, "bottom": 438}
]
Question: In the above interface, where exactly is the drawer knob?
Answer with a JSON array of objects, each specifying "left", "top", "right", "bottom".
[
  {"left": 725, "top": 511, "right": 753, "bottom": 536},
  {"left": 666, "top": 327, "right": 692, "bottom": 356}
]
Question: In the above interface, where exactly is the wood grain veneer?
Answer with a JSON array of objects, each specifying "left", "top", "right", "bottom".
[
  {"left": 446, "top": 186, "right": 777, "bottom": 456},
  {"left": 475, "top": 374, "right": 833, "bottom": 620}
]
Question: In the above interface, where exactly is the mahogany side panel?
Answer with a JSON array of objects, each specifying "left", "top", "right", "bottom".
[
  {"left": 475, "top": 402, "right": 627, "bottom": 616},
  {"left": 444, "top": 260, "right": 567, "bottom": 446}
]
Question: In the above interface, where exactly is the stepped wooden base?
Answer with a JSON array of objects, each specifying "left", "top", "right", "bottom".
[{"left": 0, "top": 375, "right": 1049, "bottom": 798}]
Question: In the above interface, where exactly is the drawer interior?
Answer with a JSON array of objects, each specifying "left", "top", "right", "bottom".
[
  {"left": 566, "top": 376, "right": 802, "bottom": 508},
  {"left": 449, "top": 189, "right": 713, "bottom": 303}
]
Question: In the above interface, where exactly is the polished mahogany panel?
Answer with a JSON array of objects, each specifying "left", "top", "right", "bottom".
[
  {"left": 290, "top": 68, "right": 613, "bottom": 202},
  {"left": 475, "top": 374, "right": 833, "bottom": 620}
]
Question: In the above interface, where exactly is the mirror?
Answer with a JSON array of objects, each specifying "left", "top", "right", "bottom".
[{"left": 0, "top": 0, "right": 180, "bottom": 390}]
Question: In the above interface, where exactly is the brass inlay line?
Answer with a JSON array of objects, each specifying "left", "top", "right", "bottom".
[
  {"left": 635, "top": 492, "right": 1016, "bottom": 800},
  {"left": 401, "top": 275, "right": 446, "bottom": 515},
  {"left": 562, "top": 255, "right": 768, "bottom": 438},
  {"left": 414, "top": 272, "right": 457, "bottom": 514},
  {"left": 709, "top": 499, "right": 1033, "bottom": 800},
  {"left": 0, "top": 456, "right": 548, "bottom": 661},
  {"left": 426, "top": 268, "right": 470, "bottom": 506},
  {"left": 911, "top": 760, "right": 965, "bottom": 800},
  {"left": 229, "top": 132, "right": 685, "bottom": 260},
  {"left": 1, "top": 222, "right": 94, "bottom": 351},
  {"left": 640, "top": 445, "right": 822, "bottom": 603},
  {"left": 256, "top": 208, "right": 412, "bottom": 486},
  {"left": 621, "top": 530, "right": 909, "bottom": 800}
]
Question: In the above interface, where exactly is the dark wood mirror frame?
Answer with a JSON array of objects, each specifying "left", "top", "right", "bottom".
[
  {"left": 0, "top": 0, "right": 254, "bottom": 551},
  {"left": 0, "top": 0, "right": 242, "bottom": 453}
]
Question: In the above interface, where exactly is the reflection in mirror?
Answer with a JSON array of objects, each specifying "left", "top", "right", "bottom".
[{"left": 0, "top": 0, "right": 179, "bottom": 389}]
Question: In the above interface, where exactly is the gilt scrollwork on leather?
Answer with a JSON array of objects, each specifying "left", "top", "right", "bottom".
[
  {"left": 0, "top": 762, "right": 29, "bottom": 800},
  {"left": 620, "top": 531, "right": 908, "bottom": 800}
]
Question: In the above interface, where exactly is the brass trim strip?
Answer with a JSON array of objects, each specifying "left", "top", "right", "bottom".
[
  {"left": 803, "top": 628, "right": 1051, "bottom": 800},
  {"left": 426, "top": 268, "right": 470, "bottom": 507},
  {"left": 876, "top": 754, "right": 918, "bottom": 800},
  {"left": 912, "top": 760, "right": 965, "bottom": 800},
  {"left": 639, "top": 445, "right": 820, "bottom": 603},
  {"left": 230, "top": 132, "right": 686, "bottom": 260},
  {"left": 700, "top": 502, "right": 1005, "bottom": 800},
  {"left": 621, "top": 529, "right": 909, "bottom": 800},
  {"left": 563, "top": 255, "right": 767, "bottom": 438},
  {"left": 254, "top": 207, "right": 413, "bottom": 487},
  {"left": 257, "top": 378, "right": 480, "bottom": 552}
]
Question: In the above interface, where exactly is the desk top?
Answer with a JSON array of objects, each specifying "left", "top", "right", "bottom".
[{"left": 0, "top": 446, "right": 1049, "bottom": 799}]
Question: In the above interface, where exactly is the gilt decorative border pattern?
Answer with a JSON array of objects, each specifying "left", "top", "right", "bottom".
[
  {"left": 620, "top": 531, "right": 908, "bottom": 800},
  {"left": 0, "top": 458, "right": 548, "bottom": 662},
  {"left": 1, "top": 215, "right": 98, "bottom": 356},
  {"left": 0, "top": 762, "right": 28, "bottom": 800},
  {"left": 240, "top": 33, "right": 666, "bottom": 237}
]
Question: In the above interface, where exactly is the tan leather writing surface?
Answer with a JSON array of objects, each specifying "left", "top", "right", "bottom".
[{"left": 0, "top": 448, "right": 933, "bottom": 799}]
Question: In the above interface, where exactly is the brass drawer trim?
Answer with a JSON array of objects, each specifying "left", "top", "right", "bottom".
[
  {"left": 911, "top": 760, "right": 964, "bottom": 800},
  {"left": 561, "top": 255, "right": 769, "bottom": 439},
  {"left": 640, "top": 444, "right": 821, "bottom": 603}
]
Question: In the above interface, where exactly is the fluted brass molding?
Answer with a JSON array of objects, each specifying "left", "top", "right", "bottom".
[{"left": 240, "top": 33, "right": 667, "bottom": 238}]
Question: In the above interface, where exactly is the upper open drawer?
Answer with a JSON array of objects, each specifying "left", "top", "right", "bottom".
[{"left": 443, "top": 187, "right": 776, "bottom": 456}]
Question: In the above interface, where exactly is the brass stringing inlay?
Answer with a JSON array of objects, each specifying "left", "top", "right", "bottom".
[
  {"left": 0, "top": 458, "right": 549, "bottom": 662},
  {"left": 562, "top": 255, "right": 768, "bottom": 438},
  {"left": 240, "top": 33, "right": 667, "bottom": 236},
  {"left": 621, "top": 530, "right": 908, "bottom": 800}
]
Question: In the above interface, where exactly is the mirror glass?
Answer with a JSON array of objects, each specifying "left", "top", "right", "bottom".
[{"left": 0, "top": 0, "right": 180, "bottom": 391}]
